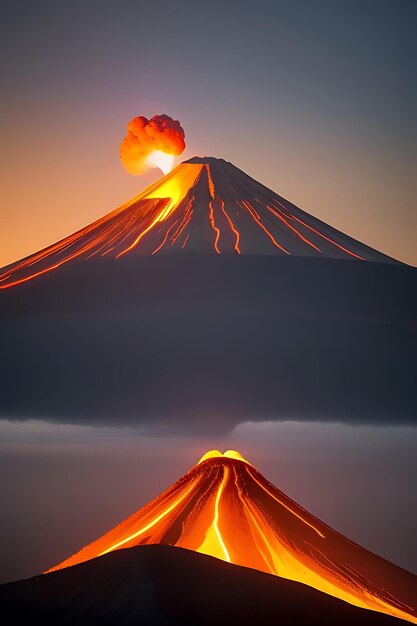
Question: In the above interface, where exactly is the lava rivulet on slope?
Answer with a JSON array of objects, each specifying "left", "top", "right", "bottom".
[
  {"left": 48, "top": 451, "right": 417, "bottom": 624},
  {"left": 0, "top": 157, "right": 395, "bottom": 290}
]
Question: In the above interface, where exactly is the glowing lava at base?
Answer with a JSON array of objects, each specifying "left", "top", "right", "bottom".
[
  {"left": 147, "top": 150, "right": 175, "bottom": 175},
  {"left": 47, "top": 451, "right": 417, "bottom": 623}
]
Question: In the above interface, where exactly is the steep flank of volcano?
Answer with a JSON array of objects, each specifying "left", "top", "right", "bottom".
[
  {"left": 47, "top": 451, "right": 417, "bottom": 623},
  {"left": 0, "top": 156, "right": 395, "bottom": 289}
]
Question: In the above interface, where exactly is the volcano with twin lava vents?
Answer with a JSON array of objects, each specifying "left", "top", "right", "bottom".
[{"left": 47, "top": 451, "right": 416, "bottom": 623}]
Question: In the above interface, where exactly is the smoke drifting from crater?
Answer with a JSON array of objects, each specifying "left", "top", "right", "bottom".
[{"left": 120, "top": 114, "right": 186, "bottom": 175}]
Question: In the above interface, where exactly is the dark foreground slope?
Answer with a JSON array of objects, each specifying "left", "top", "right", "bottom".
[
  {"left": 0, "top": 545, "right": 409, "bottom": 626},
  {"left": 0, "top": 256, "right": 415, "bottom": 428}
]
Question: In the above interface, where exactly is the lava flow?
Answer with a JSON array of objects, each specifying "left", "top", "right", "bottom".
[
  {"left": 0, "top": 156, "right": 395, "bottom": 290},
  {"left": 47, "top": 450, "right": 417, "bottom": 623}
]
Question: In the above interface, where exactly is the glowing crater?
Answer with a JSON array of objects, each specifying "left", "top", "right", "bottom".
[{"left": 197, "top": 449, "right": 253, "bottom": 466}]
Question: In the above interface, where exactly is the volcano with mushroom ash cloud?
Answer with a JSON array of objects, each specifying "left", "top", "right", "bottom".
[
  {"left": 7, "top": 451, "right": 416, "bottom": 624},
  {"left": 0, "top": 156, "right": 415, "bottom": 428}
]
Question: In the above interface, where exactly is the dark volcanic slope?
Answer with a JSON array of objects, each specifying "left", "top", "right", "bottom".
[
  {"left": 0, "top": 156, "right": 395, "bottom": 290},
  {"left": 0, "top": 545, "right": 410, "bottom": 626}
]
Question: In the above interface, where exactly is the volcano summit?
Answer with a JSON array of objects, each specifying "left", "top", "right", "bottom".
[
  {"left": 47, "top": 451, "right": 416, "bottom": 623},
  {"left": 0, "top": 156, "right": 395, "bottom": 289}
]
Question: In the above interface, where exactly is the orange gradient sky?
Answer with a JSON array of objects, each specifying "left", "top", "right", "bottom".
[{"left": 0, "top": 2, "right": 416, "bottom": 267}]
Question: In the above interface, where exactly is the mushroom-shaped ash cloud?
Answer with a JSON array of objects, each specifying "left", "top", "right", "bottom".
[{"left": 120, "top": 114, "right": 186, "bottom": 175}]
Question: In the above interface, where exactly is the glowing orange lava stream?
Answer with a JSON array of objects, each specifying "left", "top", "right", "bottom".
[{"left": 47, "top": 450, "right": 417, "bottom": 624}]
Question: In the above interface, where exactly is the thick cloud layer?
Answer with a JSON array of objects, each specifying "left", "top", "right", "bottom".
[
  {"left": 120, "top": 114, "right": 186, "bottom": 174},
  {"left": 0, "top": 257, "right": 415, "bottom": 431}
]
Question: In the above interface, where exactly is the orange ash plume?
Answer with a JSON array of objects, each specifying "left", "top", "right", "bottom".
[
  {"left": 46, "top": 450, "right": 417, "bottom": 624},
  {"left": 120, "top": 114, "right": 186, "bottom": 175}
]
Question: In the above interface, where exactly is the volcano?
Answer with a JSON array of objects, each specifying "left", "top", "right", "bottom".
[
  {"left": 0, "top": 157, "right": 414, "bottom": 426},
  {"left": 47, "top": 451, "right": 417, "bottom": 623},
  {"left": 0, "top": 156, "right": 395, "bottom": 290}
]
